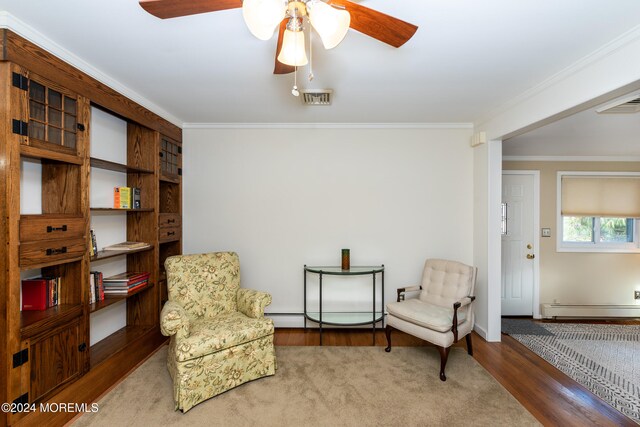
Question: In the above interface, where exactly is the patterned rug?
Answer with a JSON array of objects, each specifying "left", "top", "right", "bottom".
[
  {"left": 502, "top": 318, "right": 554, "bottom": 336},
  {"left": 504, "top": 321, "right": 640, "bottom": 424}
]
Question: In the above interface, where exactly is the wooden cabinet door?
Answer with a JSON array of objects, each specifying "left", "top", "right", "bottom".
[
  {"left": 25, "top": 72, "right": 83, "bottom": 159},
  {"left": 159, "top": 136, "right": 182, "bottom": 181},
  {"left": 29, "top": 319, "right": 84, "bottom": 403}
]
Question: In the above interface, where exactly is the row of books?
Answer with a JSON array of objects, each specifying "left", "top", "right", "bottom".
[
  {"left": 89, "top": 271, "right": 151, "bottom": 302},
  {"left": 103, "top": 272, "right": 150, "bottom": 295},
  {"left": 22, "top": 277, "right": 60, "bottom": 311},
  {"left": 21, "top": 272, "right": 151, "bottom": 311},
  {"left": 114, "top": 186, "right": 141, "bottom": 209},
  {"left": 89, "top": 271, "right": 105, "bottom": 304}
]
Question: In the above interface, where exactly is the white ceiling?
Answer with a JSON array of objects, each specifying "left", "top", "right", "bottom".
[{"left": 1, "top": 0, "right": 640, "bottom": 126}]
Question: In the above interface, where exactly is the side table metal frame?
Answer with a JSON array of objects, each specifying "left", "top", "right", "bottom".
[{"left": 304, "top": 265, "right": 384, "bottom": 345}]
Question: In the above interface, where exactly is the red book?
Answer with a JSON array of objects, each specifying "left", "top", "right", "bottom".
[
  {"left": 22, "top": 279, "right": 49, "bottom": 311},
  {"left": 98, "top": 272, "right": 104, "bottom": 301}
]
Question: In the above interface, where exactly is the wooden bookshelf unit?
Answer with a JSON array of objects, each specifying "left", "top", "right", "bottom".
[{"left": 0, "top": 29, "right": 182, "bottom": 426}]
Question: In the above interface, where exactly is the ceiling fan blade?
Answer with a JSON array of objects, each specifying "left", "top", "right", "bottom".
[
  {"left": 139, "top": 0, "right": 242, "bottom": 19},
  {"left": 274, "top": 19, "right": 295, "bottom": 75},
  {"left": 328, "top": 0, "right": 418, "bottom": 48}
]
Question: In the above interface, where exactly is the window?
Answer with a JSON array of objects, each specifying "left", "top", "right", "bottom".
[
  {"left": 562, "top": 216, "right": 635, "bottom": 247},
  {"left": 558, "top": 172, "right": 640, "bottom": 253}
]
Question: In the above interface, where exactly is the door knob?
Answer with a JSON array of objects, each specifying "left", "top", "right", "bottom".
[{"left": 526, "top": 254, "right": 535, "bottom": 259}]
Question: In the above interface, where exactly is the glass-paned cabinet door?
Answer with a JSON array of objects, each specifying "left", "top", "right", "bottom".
[
  {"left": 27, "top": 75, "right": 79, "bottom": 155},
  {"left": 160, "top": 136, "right": 182, "bottom": 180}
]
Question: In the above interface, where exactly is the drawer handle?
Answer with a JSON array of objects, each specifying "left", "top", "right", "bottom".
[
  {"left": 167, "top": 219, "right": 175, "bottom": 224},
  {"left": 46, "top": 247, "right": 67, "bottom": 256},
  {"left": 46, "top": 225, "right": 68, "bottom": 233},
  {"left": 167, "top": 231, "right": 175, "bottom": 236}
]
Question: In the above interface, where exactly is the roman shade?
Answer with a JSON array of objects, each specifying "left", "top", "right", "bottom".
[{"left": 561, "top": 175, "right": 640, "bottom": 217}]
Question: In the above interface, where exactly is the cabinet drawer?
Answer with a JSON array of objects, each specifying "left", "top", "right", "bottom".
[
  {"left": 159, "top": 213, "right": 181, "bottom": 228},
  {"left": 20, "top": 215, "right": 85, "bottom": 242},
  {"left": 158, "top": 227, "right": 181, "bottom": 243},
  {"left": 20, "top": 238, "right": 86, "bottom": 269}
]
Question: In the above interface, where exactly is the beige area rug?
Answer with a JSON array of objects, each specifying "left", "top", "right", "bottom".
[{"left": 73, "top": 345, "right": 539, "bottom": 426}]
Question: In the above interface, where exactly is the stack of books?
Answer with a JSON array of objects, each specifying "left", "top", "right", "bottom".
[
  {"left": 22, "top": 277, "right": 60, "bottom": 311},
  {"left": 103, "top": 272, "right": 150, "bottom": 295}
]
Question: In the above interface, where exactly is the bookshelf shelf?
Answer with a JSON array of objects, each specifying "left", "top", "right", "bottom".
[
  {"left": 90, "top": 157, "right": 154, "bottom": 174},
  {"left": 21, "top": 145, "right": 84, "bottom": 165},
  {"left": 20, "top": 304, "right": 83, "bottom": 338},
  {"left": 159, "top": 175, "right": 180, "bottom": 184},
  {"left": 89, "top": 282, "right": 155, "bottom": 314},
  {"left": 20, "top": 255, "right": 85, "bottom": 272},
  {"left": 90, "top": 207, "right": 154, "bottom": 212},
  {"left": 90, "top": 245, "right": 154, "bottom": 262},
  {"left": 90, "top": 325, "right": 156, "bottom": 369}
]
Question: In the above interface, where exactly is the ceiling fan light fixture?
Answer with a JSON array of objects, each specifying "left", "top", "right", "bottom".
[
  {"left": 278, "top": 27, "right": 309, "bottom": 66},
  {"left": 242, "top": 0, "right": 287, "bottom": 40},
  {"left": 307, "top": 0, "right": 350, "bottom": 49}
]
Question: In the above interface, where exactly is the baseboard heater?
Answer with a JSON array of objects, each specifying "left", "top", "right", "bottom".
[{"left": 542, "top": 303, "right": 640, "bottom": 318}]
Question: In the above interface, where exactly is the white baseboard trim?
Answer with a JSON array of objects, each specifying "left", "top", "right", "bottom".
[
  {"left": 268, "top": 314, "right": 305, "bottom": 328},
  {"left": 541, "top": 303, "right": 640, "bottom": 318},
  {"left": 473, "top": 324, "right": 489, "bottom": 341}
]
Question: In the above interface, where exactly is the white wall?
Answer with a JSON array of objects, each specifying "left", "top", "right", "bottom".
[{"left": 183, "top": 127, "right": 474, "bottom": 327}]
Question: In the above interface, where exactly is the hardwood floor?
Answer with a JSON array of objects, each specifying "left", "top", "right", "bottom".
[{"left": 274, "top": 326, "right": 637, "bottom": 426}]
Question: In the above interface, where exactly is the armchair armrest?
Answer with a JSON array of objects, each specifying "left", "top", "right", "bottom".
[
  {"left": 396, "top": 285, "right": 422, "bottom": 302},
  {"left": 451, "top": 296, "right": 476, "bottom": 342},
  {"left": 160, "top": 301, "right": 190, "bottom": 339},
  {"left": 237, "top": 288, "right": 272, "bottom": 319}
]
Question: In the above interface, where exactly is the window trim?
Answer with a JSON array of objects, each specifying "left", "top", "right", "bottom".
[{"left": 557, "top": 171, "right": 640, "bottom": 253}]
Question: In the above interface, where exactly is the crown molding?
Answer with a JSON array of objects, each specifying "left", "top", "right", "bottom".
[
  {"left": 477, "top": 24, "right": 640, "bottom": 127},
  {"left": 503, "top": 155, "right": 640, "bottom": 162},
  {"left": 0, "top": 12, "right": 183, "bottom": 127},
  {"left": 183, "top": 122, "right": 474, "bottom": 130}
]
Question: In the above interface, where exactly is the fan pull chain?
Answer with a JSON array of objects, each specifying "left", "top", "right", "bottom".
[
  {"left": 290, "top": 5, "right": 300, "bottom": 97},
  {"left": 292, "top": 66, "right": 299, "bottom": 97},
  {"left": 308, "top": 22, "right": 314, "bottom": 81}
]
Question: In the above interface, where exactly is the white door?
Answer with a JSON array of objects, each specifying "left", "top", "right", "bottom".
[{"left": 501, "top": 172, "right": 537, "bottom": 316}]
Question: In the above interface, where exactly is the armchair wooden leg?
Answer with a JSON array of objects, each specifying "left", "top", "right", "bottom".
[
  {"left": 436, "top": 346, "right": 450, "bottom": 381},
  {"left": 465, "top": 333, "right": 473, "bottom": 356},
  {"left": 384, "top": 325, "right": 394, "bottom": 352}
]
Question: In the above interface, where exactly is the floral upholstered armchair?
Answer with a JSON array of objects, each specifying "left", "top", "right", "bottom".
[{"left": 161, "top": 252, "right": 276, "bottom": 412}]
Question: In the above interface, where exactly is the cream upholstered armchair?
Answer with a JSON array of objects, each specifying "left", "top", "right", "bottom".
[
  {"left": 161, "top": 252, "right": 276, "bottom": 412},
  {"left": 385, "top": 259, "right": 477, "bottom": 381}
]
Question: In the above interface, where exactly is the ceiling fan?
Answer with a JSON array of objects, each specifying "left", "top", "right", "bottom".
[{"left": 139, "top": 0, "right": 418, "bottom": 75}]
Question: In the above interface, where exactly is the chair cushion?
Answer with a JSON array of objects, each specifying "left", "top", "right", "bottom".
[
  {"left": 165, "top": 252, "right": 241, "bottom": 320},
  {"left": 419, "top": 259, "right": 476, "bottom": 308},
  {"left": 175, "top": 312, "right": 274, "bottom": 362},
  {"left": 386, "top": 299, "right": 466, "bottom": 332}
]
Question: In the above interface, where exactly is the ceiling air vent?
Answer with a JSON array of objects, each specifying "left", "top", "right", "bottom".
[
  {"left": 301, "top": 89, "right": 332, "bottom": 106},
  {"left": 596, "top": 95, "right": 640, "bottom": 114}
]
